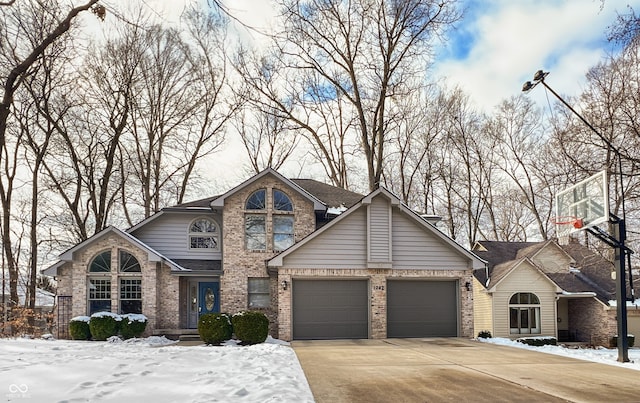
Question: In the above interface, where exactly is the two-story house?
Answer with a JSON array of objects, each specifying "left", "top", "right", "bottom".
[{"left": 44, "top": 168, "right": 485, "bottom": 340}]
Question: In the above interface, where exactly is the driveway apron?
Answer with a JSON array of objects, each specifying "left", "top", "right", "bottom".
[{"left": 291, "top": 338, "right": 640, "bottom": 403}]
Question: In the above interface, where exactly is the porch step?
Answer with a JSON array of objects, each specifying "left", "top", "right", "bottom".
[
  {"left": 153, "top": 328, "right": 200, "bottom": 341},
  {"left": 178, "top": 334, "right": 202, "bottom": 342}
]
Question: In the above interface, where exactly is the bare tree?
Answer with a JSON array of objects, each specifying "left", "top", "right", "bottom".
[{"left": 236, "top": 0, "right": 461, "bottom": 191}]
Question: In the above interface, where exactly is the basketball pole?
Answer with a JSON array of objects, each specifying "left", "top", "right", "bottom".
[{"left": 523, "top": 70, "right": 630, "bottom": 363}]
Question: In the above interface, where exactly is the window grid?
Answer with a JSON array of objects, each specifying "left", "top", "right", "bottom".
[{"left": 89, "top": 279, "right": 111, "bottom": 300}]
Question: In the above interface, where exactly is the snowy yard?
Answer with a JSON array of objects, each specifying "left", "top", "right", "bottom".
[
  {"left": 479, "top": 337, "right": 640, "bottom": 371},
  {"left": 2, "top": 335, "right": 639, "bottom": 403},
  {"left": 0, "top": 336, "right": 314, "bottom": 403}
]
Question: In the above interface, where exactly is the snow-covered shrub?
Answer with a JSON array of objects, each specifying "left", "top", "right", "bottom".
[
  {"left": 89, "top": 312, "right": 122, "bottom": 341},
  {"left": 517, "top": 336, "right": 556, "bottom": 347},
  {"left": 611, "top": 334, "right": 635, "bottom": 348},
  {"left": 198, "top": 313, "right": 232, "bottom": 345},
  {"left": 477, "top": 330, "right": 492, "bottom": 339},
  {"left": 120, "top": 314, "right": 148, "bottom": 339},
  {"left": 232, "top": 311, "right": 268, "bottom": 345},
  {"left": 69, "top": 316, "right": 91, "bottom": 340}
]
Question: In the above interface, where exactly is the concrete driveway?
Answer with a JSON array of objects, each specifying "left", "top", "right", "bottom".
[{"left": 291, "top": 338, "right": 640, "bottom": 403}]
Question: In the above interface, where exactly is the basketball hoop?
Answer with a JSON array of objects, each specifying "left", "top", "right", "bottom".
[{"left": 553, "top": 216, "right": 583, "bottom": 229}]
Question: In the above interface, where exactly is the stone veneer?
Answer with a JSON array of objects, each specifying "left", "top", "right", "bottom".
[
  {"left": 276, "top": 268, "right": 475, "bottom": 341},
  {"left": 220, "top": 175, "right": 316, "bottom": 337},
  {"left": 54, "top": 232, "right": 179, "bottom": 336}
]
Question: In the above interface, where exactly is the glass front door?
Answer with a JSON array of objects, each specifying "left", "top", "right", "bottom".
[{"left": 198, "top": 282, "right": 220, "bottom": 316}]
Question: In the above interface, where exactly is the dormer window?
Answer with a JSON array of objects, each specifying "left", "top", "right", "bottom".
[{"left": 189, "top": 218, "right": 219, "bottom": 250}]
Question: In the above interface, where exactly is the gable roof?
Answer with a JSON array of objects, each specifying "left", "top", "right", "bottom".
[
  {"left": 473, "top": 239, "right": 619, "bottom": 303},
  {"left": 210, "top": 168, "right": 325, "bottom": 211},
  {"left": 42, "top": 226, "right": 189, "bottom": 276},
  {"left": 485, "top": 257, "right": 562, "bottom": 293},
  {"left": 268, "top": 186, "right": 485, "bottom": 269}
]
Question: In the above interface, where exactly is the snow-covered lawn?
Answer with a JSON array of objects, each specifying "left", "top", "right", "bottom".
[
  {"left": 479, "top": 337, "right": 640, "bottom": 371},
  {"left": 0, "top": 336, "right": 314, "bottom": 402}
]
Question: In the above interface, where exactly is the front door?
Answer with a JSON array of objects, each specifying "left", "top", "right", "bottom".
[{"left": 198, "top": 282, "right": 220, "bottom": 316}]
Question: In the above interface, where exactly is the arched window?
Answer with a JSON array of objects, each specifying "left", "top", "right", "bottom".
[
  {"left": 189, "top": 218, "right": 219, "bottom": 250},
  {"left": 119, "top": 250, "right": 141, "bottom": 272},
  {"left": 273, "top": 189, "right": 293, "bottom": 211},
  {"left": 246, "top": 189, "right": 266, "bottom": 210},
  {"left": 509, "top": 293, "right": 541, "bottom": 334},
  {"left": 89, "top": 250, "right": 111, "bottom": 272}
]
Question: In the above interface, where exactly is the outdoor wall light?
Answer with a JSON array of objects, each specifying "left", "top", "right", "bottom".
[{"left": 281, "top": 280, "right": 288, "bottom": 290}]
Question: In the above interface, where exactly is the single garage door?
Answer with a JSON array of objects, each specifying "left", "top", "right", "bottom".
[
  {"left": 293, "top": 279, "right": 368, "bottom": 340},
  {"left": 387, "top": 280, "right": 458, "bottom": 338}
]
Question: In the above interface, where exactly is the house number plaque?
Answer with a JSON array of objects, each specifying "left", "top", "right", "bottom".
[{"left": 373, "top": 285, "right": 385, "bottom": 291}]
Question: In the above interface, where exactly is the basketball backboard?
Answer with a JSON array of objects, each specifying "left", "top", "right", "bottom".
[{"left": 555, "top": 171, "right": 609, "bottom": 239}]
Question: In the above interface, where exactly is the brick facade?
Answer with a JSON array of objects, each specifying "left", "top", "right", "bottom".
[
  {"left": 220, "top": 176, "right": 316, "bottom": 337},
  {"left": 54, "top": 232, "right": 178, "bottom": 336},
  {"left": 568, "top": 298, "right": 617, "bottom": 346}
]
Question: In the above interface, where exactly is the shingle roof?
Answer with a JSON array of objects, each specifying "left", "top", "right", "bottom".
[{"left": 290, "top": 179, "right": 363, "bottom": 208}]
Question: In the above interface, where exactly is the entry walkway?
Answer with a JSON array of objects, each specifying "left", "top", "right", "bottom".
[{"left": 292, "top": 338, "right": 640, "bottom": 403}]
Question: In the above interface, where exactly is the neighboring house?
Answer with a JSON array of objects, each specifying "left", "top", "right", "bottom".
[
  {"left": 1, "top": 282, "right": 55, "bottom": 311},
  {"left": 43, "top": 168, "right": 484, "bottom": 340},
  {"left": 472, "top": 239, "right": 640, "bottom": 346}
]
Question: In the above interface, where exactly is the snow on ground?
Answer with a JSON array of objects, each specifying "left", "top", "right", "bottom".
[
  {"left": 479, "top": 337, "right": 640, "bottom": 371},
  {"left": 0, "top": 336, "right": 314, "bottom": 403}
]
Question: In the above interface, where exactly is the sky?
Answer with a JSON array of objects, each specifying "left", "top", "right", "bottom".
[
  {"left": 142, "top": 0, "right": 640, "bottom": 110},
  {"left": 135, "top": 0, "right": 640, "bottom": 185}
]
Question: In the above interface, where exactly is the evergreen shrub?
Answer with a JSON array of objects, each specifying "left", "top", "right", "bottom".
[
  {"left": 198, "top": 313, "right": 232, "bottom": 345},
  {"left": 232, "top": 311, "right": 269, "bottom": 345},
  {"left": 69, "top": 316, "right": 91, "bottom": 340},
  {"left": 517, "top": 337, "right": 557, "bottom": 347},
  {"left": 89, "top": 312, "right": 122, "bottom": 341},
  {"left": 477, "top": 330, "right": 492, "bottom": 339},
  {"left": 120, "top": 314, "right": 148, "bottom": 339}
]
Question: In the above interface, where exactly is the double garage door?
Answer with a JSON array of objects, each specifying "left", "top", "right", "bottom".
[{"left": 292, "top": 279, "right": 458, "bottom": 340}]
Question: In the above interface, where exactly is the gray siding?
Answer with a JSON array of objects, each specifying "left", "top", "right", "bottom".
[
  {"left": 281, "top": 208, "right": 367, "bottom": 269},
  {"left": 369, "top": 197, "right": 391, "bottom": 262},
  {"left": 131, "top": 212, "right": 222, "bottom": 260},
  {"left": 391, "top": 211, "right": 469, "bottom": 269}
]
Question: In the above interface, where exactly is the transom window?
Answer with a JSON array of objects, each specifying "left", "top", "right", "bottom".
[
  {"left": 189, "top": 218, "right": 219, "bottom": 250},
  {"left": 509, "top": 292, "right": 541, "bottom": 335},
  {"left": 273, "top": 189, "right": 293, "bottom": 211},
  {"left": 246, "top": 189, "right": 266, "bottom": 210},
  {"left": 120, "top": 250, "right": 141, "bottom": 272},
  {"left": 89, "top": 251, "right": 111, "bottom": 272}
]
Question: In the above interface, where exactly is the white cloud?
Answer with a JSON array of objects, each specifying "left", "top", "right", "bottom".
[{"left": 435, "top": 0, "right": 639, "bottom": 111}]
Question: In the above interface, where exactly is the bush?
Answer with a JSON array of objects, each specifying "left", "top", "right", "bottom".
[
  {"left": 517, "top": 337, "right": 557, "bottom": 347},
  {"left": 477, "top": 330, "right": 492, "bottom": 339},
  {"left": 198, "top": 313, "right": 232, "bottom": 345},
  {"left": 69, "top": 316, "right": 91, "bottom": 340},
  {"left": 232, "top": 311, "right": 269, "bottom": 345},
  {"left": 89, "top": 312, "right": 122, "bottom": 341},
  {"left": 120, "top": 314, "right": 148, "bottom": 339},
  {"left": 611, "top": 335, "right": 635, "bottom": 348}
]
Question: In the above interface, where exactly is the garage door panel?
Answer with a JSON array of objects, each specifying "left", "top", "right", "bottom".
[
  {"left": 387, "top": 280, "right": 458, "bottom": 338},
  {"left": 293, "top": 280, "right": 368, "bottom": 340}
]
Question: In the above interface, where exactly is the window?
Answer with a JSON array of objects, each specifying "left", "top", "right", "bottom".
[
  {"left": 273, "top": 216, "right": 294, "bottom": 250},
  {"left": 248, "top": 278, "right": 270, "bottom": 308},
  {"left": 87, "top": 249, "right": 143, "bottom": 316},
  {"left": 245, "top": 215, "right": 266, "bottom": 250},
  {"left": 189, "top": 218, "right": 219, "bottom": 250},
  {"left": 509, "top": 293, "right": 541, "bottom": 334},
  {"left": 244, "top": 188, "right": 296, "bottom": 252},
  {"left": 273, "top": 189, "right": 293, "bottom": 211},
  {"left": 89, "top": 251, "right": 111, "bottom": 272},
  {"left": 246, "top": 189, "right": 266, "bottom": 210},
  {"left": 120, "top": 278, "right": 142, "bottom": 314},
  {"left": 119, "top": 250, "right": 141, "bottom": 272},
  {"left": 88, "top": 278, "right": 111, "bottom": 314}
]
